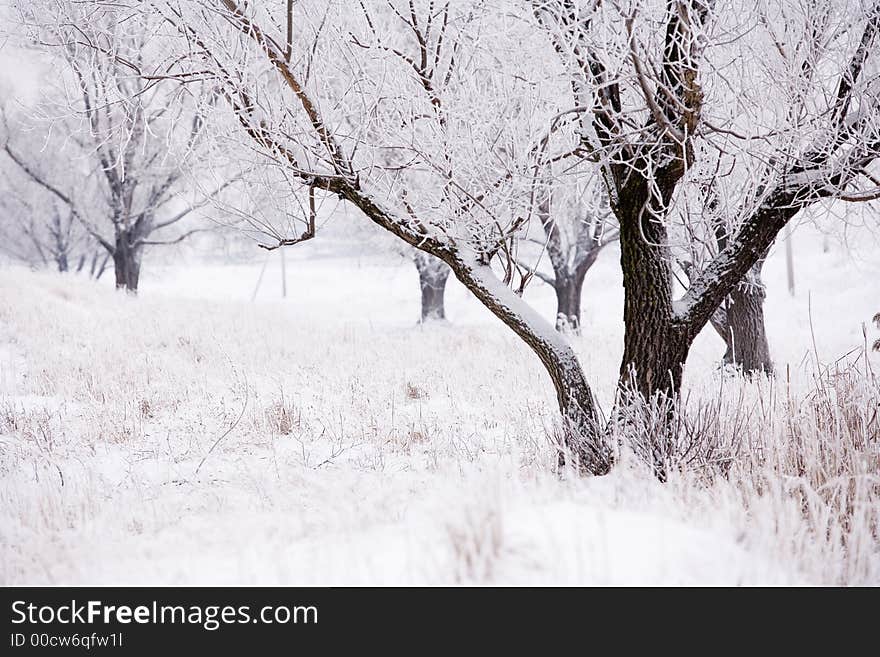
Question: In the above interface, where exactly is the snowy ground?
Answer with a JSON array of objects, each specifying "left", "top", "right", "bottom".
[{"left": 1, "top": 225, "right": 878, "bottom": 585}]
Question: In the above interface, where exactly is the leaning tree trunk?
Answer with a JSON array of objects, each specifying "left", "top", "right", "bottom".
[
  {"left": 709, "top": 264, "right": 773, "bottom": 375},
  {"left": 112, "top": 235, "right": 142, "bottom": 292},
  {"left": 445, "top": 254, "right": 613, "bottom": 475},
  {"left": 413, "top": 252, "right": 451, "bottom": 323}
]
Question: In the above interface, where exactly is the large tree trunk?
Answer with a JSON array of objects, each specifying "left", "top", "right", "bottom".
[
  {"left": 113, "top": 235, "right": 142, "bottom": 292},
  {"left": 709, "top": 266, "right": 773, "bottom": 375},
  {"left": 617, "top": 190, "right": 694, "bottom": 403},
  {"left": 615, "top": 188, "right": 695, "bottom": 480},
  {"left": 446, "top": 254, "right": 613, "bottom": 474},
  {"left": 414, "top": 252, "right": 450, "bottom": 323}
]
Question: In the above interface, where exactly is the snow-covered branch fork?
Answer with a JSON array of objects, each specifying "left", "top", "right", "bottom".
[{"left": 537, "top": 0, "right": 880, "bottom": 412}]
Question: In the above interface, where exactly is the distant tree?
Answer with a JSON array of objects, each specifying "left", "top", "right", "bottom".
[
  {"left": 413, "top": 252, "right": 450, "bottom": 323},
  {"left": 520, "top": 170, "right": 618, "bottom": 334},
  {"left": 0, "top": 190, "right": 75, "bottom": 272},
  {"left": 0, "top": 113, "right": 111, "bottom": 276},
  {"left": 678, "top": 179, "right": 773, "bottom": 375},
  {"left": 3, "top": 7, "right": 226, "bottom": 292},
  {"left": 706, "top": 261, "right": 773, "bottom": 375}
]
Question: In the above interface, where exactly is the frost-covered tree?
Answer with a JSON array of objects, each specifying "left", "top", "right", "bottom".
[
  {"left": 0, "top": 110, "right": 111, "bottom": 276},
  {"left": 520, "top": 167, "right": 618, "bottom": 333},
  {"left": 533, "top": 0, "right": 880, "bottom": 407},
  {"left": 0, "top": 198, "right": 110, "bottom": 277},
  {"left": 5, "top": 6, "right": 227, "bottom": 292},
  {"left": 70, "top": 0, "right": 610, "bottom": 471},
  {"left": 36, "top": 0, "right": 880, "bottom": 478},
  {"left": 0, "top": 179, "right": 76, "bottom": 272}
]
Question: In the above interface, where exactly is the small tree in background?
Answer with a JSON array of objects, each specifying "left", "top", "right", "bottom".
[
  {"left": 519, "top": 167, "right": 618, "bottom": 334},
  {"left": 677, "top": 176, "right": 774, "bottom": 375},
  {"left": 413, "top": 252, "right": 451, "bottom": 323},
  {"left": 3, "top": 7, "right": 229, "bottom": 292}
]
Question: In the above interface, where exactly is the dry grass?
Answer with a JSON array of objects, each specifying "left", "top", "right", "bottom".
[
  {"left": 612, "top": 356, "right": 879, "bottom": 584},
  {"left": 0, "top": 267, "right": 877, "bottom": 584}
]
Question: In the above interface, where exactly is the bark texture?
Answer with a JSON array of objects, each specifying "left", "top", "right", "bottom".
[{"left": 616, "top": 180, "right": 694, "bottom": 402}]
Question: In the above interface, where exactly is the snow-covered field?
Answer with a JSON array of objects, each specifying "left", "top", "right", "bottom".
[{"left": 1, "top": 226, "right": 878, "bottom": 585}]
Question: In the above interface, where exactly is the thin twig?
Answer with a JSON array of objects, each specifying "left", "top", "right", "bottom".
[{"left": 195, "top": 381, "right": 249, "bottom": 476}]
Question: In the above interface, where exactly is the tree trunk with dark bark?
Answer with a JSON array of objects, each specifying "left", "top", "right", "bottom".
[
  {"left": 414, "top": 252, "right": 450, "bottom": 323},
  {"left": 113, "top": 234, "right": 142, "bottom": 292},
  {"left": 709, "top": 266, "right": 773, "bottom": 375},
  {"left": 613, "top": 183, "right": 696, "bottom": 480},
  {"left": 552, "top": 251, "right": 599, "bottom": 335},
  {"left": 554, "top": 273, "right": 583, "bottom": 333},
  {"left": 617, "top": 186, "right": 694, "bottom": 403}
]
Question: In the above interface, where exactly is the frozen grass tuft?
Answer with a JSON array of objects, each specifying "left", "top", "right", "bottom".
[{"left": 613, "top": 356, "right": 879, "bottom": 584}]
